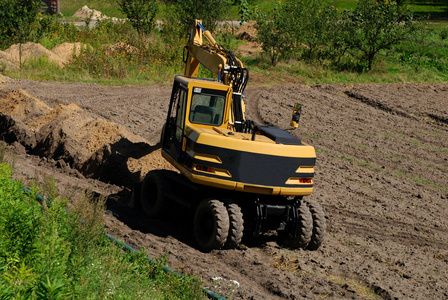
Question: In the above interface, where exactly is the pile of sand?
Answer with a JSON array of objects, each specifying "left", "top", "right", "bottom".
[
  {"left": 0, "top": 89, "right": 51, "bottom": 129},
  {"left": 106, "top": 42, "right": 139, "bottom": 55},
  {"left": 0, "top": 89, "right": 152, "bottom": 186},
  {"left": 0, "top": 74, "right": 10, "bottom": 86},
  {"left": 236, "top": 21, "right": 258, "bottom": 42},
  {"left": 236, "top": 41, "right": 263, "bottom": 57},
  {"left": 51, "top": 42, "right": 84, "bottom": 63},
  {"left": 234, "top": 21, "right": 262, "bottom": 57},
  {"left": 0, "top": 42, "right": 85, "bottom": 70},
  {"left": 3, "top": 43, "right": 62, "bottom": 66},
  {"left": 73, "top": 5, "right": 106, "bottom": 20}
]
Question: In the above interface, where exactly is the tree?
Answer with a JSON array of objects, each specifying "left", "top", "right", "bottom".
[
  {"left": 253, "top": 4, "right": 293, "bottom": 66},
  {"left": 0, "top": 0, "right": 41, "bottom": 67},
  {"left": 116, "top": 0, "right": 158, "bottom": 35},
  {"left": 282, "top": 0, "right": 339, "bottom": 59},
  {"left": 239, "top": 0, "right": 251, "bottom": 25},
  {"left": 163, "top": 0, "right": 231, "bottom": 36},
  {"left": 254, "top": 0, "right": 339, "bottom": 65},
  {"left": 346, "top": 0, "right": 414, "bottom": 70}
]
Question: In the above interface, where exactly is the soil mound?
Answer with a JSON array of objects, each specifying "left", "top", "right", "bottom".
[
  {"left": 0, "top": 50, "right": 17, "bottom": 69},
  {"left": 0, "top": 89, "right": 154, "bottom": 186},
  {"left": 236, "top": 21, "right": 258, "bottom": 41},
  {"left": 234, "top": 21, "right": 262, "bottom": 56},
  {"left": 0, "top": 89, "right": 51, "bottom": 125},
  {"left": 106, "top": 42, "right": 139, "bottom": 55},
  {"left": 0, "top": 74, "right": 10, "bottom": 84},
  {"left": 0, "top": 42, "right": 89, "bottom": 70},
  {"left": 236, "top": 41, "right": 263, "bottom": 57},
  {"left": 3, "top": 42, "right": 63, "bottom": 66},
  {"left": 73, "top": 5, "right": 107, "bottom": 20},
  {"left": 51, "top": 42, "right": 84, "bottom": 63}
]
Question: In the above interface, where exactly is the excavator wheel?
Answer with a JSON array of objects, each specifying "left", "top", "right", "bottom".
[
  {"left": 194, "top": 199, "right": 229, "bottom": 251},
  {"left": 223, "top": 200, "right": 244, "bottom": 249},
  {"left": 306, "top": 200, "right": 326, "bottom": 250},
  {"left": 278, "top": 200, "right": 313, "bottom": 249},
  {"left": 140, "top": 170, "right": 169, "bottom": 218}
]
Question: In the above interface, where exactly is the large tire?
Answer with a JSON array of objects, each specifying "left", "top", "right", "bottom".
[
  {"left": 224, "top": 201, "right": 244, "bottom": 249},
  {"left": 140, "top": 170, "right": 168, "bottom": 218},
  {"left": 194, "top": 199, "right": 229, "bottom": 251},
  {"left": 278, "top": 201, "right": 313, "bottom": 249},
  {"left": 306, "top": 200, "right": 326, "bottom": 250}
]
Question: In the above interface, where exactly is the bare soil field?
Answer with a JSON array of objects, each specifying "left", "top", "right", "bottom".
[{"left": 1, "top": 75, "right": 447, "bottom": 299}]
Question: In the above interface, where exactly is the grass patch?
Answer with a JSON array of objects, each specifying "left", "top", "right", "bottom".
[
  {"left": 243, "top": 49, "right": 448, "bottom": 85},
  {"left": 334, "top": 154, "right": 355, "bottom": 165},
  {"left": 0, "top": 163, "right": 205, "bottom": 298},
  {"left": 396, "top": 169, "right": 448, "bottom": 191},
  {"left": 327, "top": 273, "right": 382, "bottom": 300}
]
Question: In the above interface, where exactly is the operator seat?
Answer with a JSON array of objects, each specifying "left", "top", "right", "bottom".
[{"left": 192, "top": 105, "right": 214, "bottom": 124}]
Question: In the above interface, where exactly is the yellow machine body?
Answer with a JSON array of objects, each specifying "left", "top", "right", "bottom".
[{"left": 161, "top": 76, "right": 316, "bottom": 197}]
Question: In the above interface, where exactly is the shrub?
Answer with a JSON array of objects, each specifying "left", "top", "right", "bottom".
[{"left": 0, "top": 163, "right": 205, "bottom": 298}]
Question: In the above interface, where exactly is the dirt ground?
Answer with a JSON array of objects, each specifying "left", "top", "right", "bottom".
[{"left": 1, "top": 75, "right": 447, "bottom": 299}]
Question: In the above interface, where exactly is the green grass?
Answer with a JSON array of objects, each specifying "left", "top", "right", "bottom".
[
  {"left": 243, "top": 54, "right": 448, "bottom": 85},
  {"left": 3, "top": 1, "right": 447, "bottom": 85},
  {"left": 396, "top": 169, "right": 448, "bottom": 191},
  {"left": 59, "top": 1, "right": 448, "bottom": 21},
  {"left": 335, "top": 0, "right": 448, "bottom": 19},
  {"left": 0, "top": 160, "right": 205, "bottom": 299}
]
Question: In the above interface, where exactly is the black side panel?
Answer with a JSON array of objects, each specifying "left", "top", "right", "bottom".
[{"left": 192, "top": 143, "right": 315, "bottom": 188}]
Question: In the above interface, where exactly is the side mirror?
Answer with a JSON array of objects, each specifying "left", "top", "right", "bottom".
[{"left": 290, "top": 103, "right": 302, "bottom": 128}]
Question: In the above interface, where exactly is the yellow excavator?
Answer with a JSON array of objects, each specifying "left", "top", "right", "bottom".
[{"left": 139, "top": 20, "right": 325, "bottom": 251}]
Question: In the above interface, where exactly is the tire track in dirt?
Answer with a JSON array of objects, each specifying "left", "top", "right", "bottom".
[
  {"left": 344, "top": 85, "right": 448, "bottom": 128},
  {"left": 244, "top": 87, "right": 269, "bottom": 126},
  {"left": 327, "top": 204, "right": 448, "bottom": 249}
]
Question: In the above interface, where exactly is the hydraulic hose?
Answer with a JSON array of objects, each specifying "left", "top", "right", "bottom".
[{"left": 20, "top": 185, "right": 227, "bottom": 300}]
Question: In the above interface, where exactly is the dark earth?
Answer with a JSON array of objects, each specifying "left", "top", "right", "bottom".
[{"left": 1, "top": 74, "right": 447, "bottom": 299}]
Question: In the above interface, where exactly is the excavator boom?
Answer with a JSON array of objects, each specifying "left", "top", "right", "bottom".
[{"left": 184, "top": 20, "right": 249, "bottom": 132}]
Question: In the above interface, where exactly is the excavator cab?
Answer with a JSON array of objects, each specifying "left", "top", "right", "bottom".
[{"left": 161, "top": 76, "right": 232, "bottom": 169}]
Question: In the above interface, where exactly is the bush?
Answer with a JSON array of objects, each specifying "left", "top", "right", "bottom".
[
  {"left": 0, "top": 163, "right": 205, "bottom": 298},
  {"left": 36, "top": 14, "right": 80, "bottom": 48}
]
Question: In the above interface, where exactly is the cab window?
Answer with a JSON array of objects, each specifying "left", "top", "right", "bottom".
[{"left": 189, "top": 94, "right": 225, "bottom": 126}]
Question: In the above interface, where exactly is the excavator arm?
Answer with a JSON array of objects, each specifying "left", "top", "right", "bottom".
[{"left": 184, "top": 20, "right": 250, "bottom": 132}]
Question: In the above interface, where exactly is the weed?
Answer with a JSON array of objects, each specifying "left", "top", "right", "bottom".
[
  {"left": 0, "top": 142, "right": 5, "bottom": 164},
  {"left": 211, "top": 276, "right": 241, "bottom": 299},
  {"left": 358, "top": 160, "right": 371, "bottom": 167},
  {"left": 335, "top": 154, "right": 354, "bottom": 165},
  {"left": 326, "top": 273, "right": 382, "bottom": 300}
]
